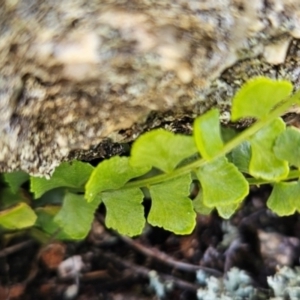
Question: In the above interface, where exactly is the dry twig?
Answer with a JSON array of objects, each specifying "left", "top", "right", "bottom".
[
  {"left": 0, "top": 240, "right": 34, "bottom": 258},
  {"left": 99, "top": 250, "right": 199, "bottom": 292},
  {"left": 119, "top": 235, "right": 223, "bottom": 277}
]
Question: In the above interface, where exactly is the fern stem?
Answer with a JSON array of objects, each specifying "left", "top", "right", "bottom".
[
  {"left": 123, "top": 92, "right": 300, "bottom": 190},
  {"left": 247, "top": 169, "right": 300, "bottom": 186}
]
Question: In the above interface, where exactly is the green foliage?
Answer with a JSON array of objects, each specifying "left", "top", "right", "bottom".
[
  {"left": 231, "top": 77, "right": 293, "bottom": 121},
  {"left": 274, "top": 127, "right": 300, "bottom": 167},
  {"left": 54, "top": 192, "right": 101, "bottom": 239},
  {"left": 0, "top": 203, "right": 36, "bottom": 229},
  {"left": 1, "top": 76, "right": 300, "bottom": 240},
  {"left": 230, "top": 142, "right": 251, "bottom": 173},
  {"left": 148, "top": 175, "right": 196, "bottom": 234},
  {"left": 130, "top": 130, "right": 198, "bottom": 172},
  {"left": 248, "top": 118, "right": 289, "bottom": 181},
  {"left": 216, "top": 203, "right": 240, "bottom": 219},
  {"left": 35, "top": 206, "right": 72, "bottom": 240},
  {"left": 31, "top": 161, "right": 94, "bottom": 198},
  {"left": 196, "top": 156, "right": 248, "bottom": 213},
  {"left": 102, "top": 188, "right": 145, "bottom": 236},
  {"left": 86, "top": 156, "right": 150, "bottom": 202},
  {"left": 194, "top": 109, "right": 223, "bottom": 159},
  {"left": 0, "top": 187, "right": 29, "bottom": 209},
  {"left": 267, "top": 181, "right": 300, "bottom": 216},
  {"left": 193, "top": 190, "right": 213, "bottom": 215},
  {"left": 4, "top": 171, "right": 29, "bottom": 193}
]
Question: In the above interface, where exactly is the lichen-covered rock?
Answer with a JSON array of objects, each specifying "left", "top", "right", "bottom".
[{"left": 1, "top": 0, "right": 300, "bottom": 175}]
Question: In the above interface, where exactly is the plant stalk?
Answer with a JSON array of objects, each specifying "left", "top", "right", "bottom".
[{"left": 122, "top": 92, "right": 300, "bottom": 190}]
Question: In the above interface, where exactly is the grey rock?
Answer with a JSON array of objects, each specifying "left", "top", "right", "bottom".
[{"left": 1, "top": 0, "right": 300, "bottom": 175}]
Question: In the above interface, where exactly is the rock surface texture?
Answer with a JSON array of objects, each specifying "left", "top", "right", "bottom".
[{"left": 1, "top": 0, "right": 300, "bottom": 175}]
